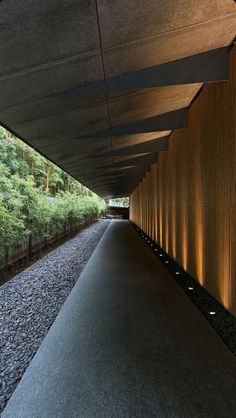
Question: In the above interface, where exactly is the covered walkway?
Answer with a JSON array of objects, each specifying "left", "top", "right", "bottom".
[{"left": 3, "top": 221, "right": 236, "bottom": 418}]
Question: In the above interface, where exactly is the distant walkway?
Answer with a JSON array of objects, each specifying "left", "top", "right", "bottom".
[{"left": 3, "top": 221, "right": 236, "bottom": 418}]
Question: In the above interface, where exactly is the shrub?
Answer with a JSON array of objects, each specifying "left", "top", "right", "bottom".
[{"left": 0, "top": 127, "right": 107, "bottom": 268}]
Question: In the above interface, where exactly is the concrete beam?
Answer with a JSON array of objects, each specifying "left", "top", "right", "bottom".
[
  {"left": 60, "top": 48, "right": 228, "bottom": 96},
  {"left": 82, "top": 108, "right": 187, "bottom": 138},
  {"left": 104, "top": 153, "right": 157, "bottom": 168},
  {"left": 94, "top": 136, "right": 169, "bottom": 157}
]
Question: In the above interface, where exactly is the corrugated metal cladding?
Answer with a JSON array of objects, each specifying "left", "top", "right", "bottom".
[
  {"left": 0, "top": 1, "right": 235, "bottom": 198},
  {"left": 130, "top": 46, "right": 236, "bottom": 317}
]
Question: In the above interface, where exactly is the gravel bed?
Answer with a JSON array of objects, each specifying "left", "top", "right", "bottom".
[{"left": 0, "top": 219, "right": 110, "bottom": 413}]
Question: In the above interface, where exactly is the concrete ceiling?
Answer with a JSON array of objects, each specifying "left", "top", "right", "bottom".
[{"left": 0, "top": 0, "right": 235, "bottom": 198}]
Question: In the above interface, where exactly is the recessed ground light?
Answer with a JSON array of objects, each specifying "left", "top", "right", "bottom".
[
  {"left": 165, "top": 261, "right": 169, "bottom": 264},
  {"left": 148, "top": 240, "right": 150, "bottom": 243},
  {"left": 209, "top": 311, "right": 216, "bottom": 315},
  {"left": 159, "top": 253, "right": 163, "bottom": 256},
  {"left": 175, "top": 272, "right": 180, "bottom": 275},
  {"left": 188, "top": 286, "right": 194, "bottom": 290},
  {"left": 154, "top": 248, "right": 158, "bottom": 251}
]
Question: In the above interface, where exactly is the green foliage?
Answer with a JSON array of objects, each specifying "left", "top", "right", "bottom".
[
  {"left": 109, "top": 197, "right": 129, "bottom": 207},
  {"left": 0, "top": 127, "right": 106, "bottom": 268}
]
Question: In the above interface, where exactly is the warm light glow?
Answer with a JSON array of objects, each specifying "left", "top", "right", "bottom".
[
  {"left": 165, "top": 208, "right": 169, "bottom": 254},
  {"left": 181, "top": 206, "right": 188, "bottom": 271},
  {"left": 215, "top": 228, "right": 231, "bottom": 311},
  {"left": 159, "top": 195, "right": 163, "bottom": 248},
  {"left": 171, "top": 189, "right": 177, "bottom": 259},
  {"left": 194, "top": 206, "right": 204, "bottom": 286}
]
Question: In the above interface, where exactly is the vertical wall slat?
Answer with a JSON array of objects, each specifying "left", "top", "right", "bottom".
[{"left": 130, "top": 46, "right": 236, "bottom": 317}]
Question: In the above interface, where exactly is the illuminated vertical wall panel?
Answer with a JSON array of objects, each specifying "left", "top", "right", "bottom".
[
  {"left": 229, "top": 47, "right": 236, "bottom": 314},
  {"left": 168, "top": 136, "right": 177, "bottom": 261},
  {"left": 153, "top": 163, "right": 158, "bottom": 243},
  {"left": 130, "top": 46, "right": 236, "bottom": 317}
]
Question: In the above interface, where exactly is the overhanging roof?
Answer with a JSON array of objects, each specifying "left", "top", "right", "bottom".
[{"left": 0, "top": 1, "right": 235, "bottom": 198}]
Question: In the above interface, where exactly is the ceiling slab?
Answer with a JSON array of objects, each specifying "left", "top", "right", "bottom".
[
  {"left": 0, "top": 1, "right": 102, "bottom": 76},
  {"left": 97, "top": 0, "right": 236, "bottom": 76},
  {"left": 97, "top": 0, "right": 235, "bottom": 49},
  {"left": 0, "top": 0, "right": 235, "bottom": 197}
]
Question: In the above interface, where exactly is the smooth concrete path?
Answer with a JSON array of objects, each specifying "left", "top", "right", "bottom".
[{"left": 3, "top": 221, "right": 236, "bottom": 418}]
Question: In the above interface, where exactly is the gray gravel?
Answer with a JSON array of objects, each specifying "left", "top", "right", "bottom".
[{"left": 0, "top": 219, "right": 110, "bottom": 413}]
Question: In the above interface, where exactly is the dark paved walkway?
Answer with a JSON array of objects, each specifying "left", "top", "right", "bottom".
[{"left": 3, "top": 221, "right": 236, "bottom": 418}]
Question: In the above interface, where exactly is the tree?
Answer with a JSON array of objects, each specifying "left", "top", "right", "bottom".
[
  {"left": 0, "top": 126, "right": 106, "bottom": 268},
  {"left": 109, "top": 197, "right": 129, "bottom": 207}
]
